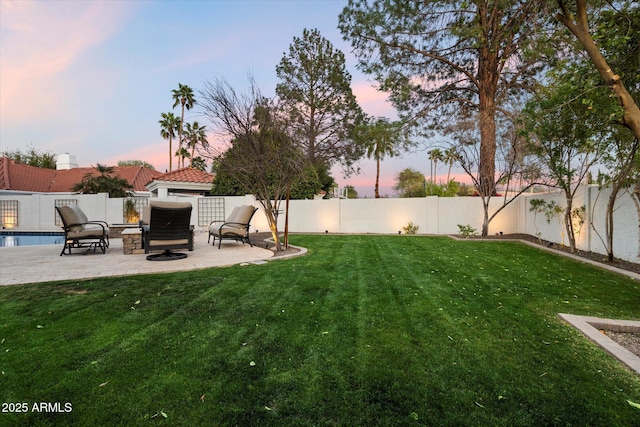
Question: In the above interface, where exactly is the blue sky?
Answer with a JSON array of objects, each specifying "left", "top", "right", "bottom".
[{"left": 1, "top": 0, "right": 446, "bottom": 197}]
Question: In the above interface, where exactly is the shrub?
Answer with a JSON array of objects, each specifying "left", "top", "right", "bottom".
[
  {"left": 124, "top": 199, "right": 140, "bottom": 223},
  {"left": 402, "top": 221, "right": 419, "bottom": 234},
  {"left": 457, "top": 224, "right": 477, "bottom": 238}
]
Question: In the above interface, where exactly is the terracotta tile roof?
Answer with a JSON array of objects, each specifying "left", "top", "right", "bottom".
[
  {"left": 150, "top": 167, "right": 214, "bottom": 184},
  {"left": 0, "top": 157, "right": 163, "bottom": 193},
  {"left": 0, "top": 157, "right": 57, "bottom": 192}
]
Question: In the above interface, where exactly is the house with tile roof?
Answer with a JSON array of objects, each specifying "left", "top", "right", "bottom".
[
  {"left": 0, "top": 156, "right": 163, "bottom": 195},
  {"left": 146, "top": 167, "right": 215, "bottom": 197}
]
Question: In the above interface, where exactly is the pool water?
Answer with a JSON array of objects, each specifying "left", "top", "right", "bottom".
[{"left": 0, "top": 232, "right": 65, "bottom": 247}]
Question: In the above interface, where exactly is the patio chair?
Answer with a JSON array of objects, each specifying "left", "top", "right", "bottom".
[
  {"left": 56, "top": 205, "right": 110, "bottom": 256},
  {"left": 208, "top": 205, "right": 258, "bottom": 249},
  {"left": 142, "top": 201, "right": 194, "bottom": 261}
]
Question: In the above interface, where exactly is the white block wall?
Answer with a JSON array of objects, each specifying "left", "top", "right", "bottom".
[{"left": 1, "top": 185, "right": 638, "bottom": 263}]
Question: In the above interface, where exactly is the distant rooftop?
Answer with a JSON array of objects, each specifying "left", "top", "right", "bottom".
[
  {"left": 145, "top": 167, "right": 215, "bottom": 197},
  {"left": 0, "top": 157, "right": 163, "bottom": 193},
  {"left": 150, "top": 167, "right": 215, "bottom": 184}
]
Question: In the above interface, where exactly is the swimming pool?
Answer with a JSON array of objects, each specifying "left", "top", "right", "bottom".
[{"left": 0, "top": 231, "right": 65, "bottom": 247}]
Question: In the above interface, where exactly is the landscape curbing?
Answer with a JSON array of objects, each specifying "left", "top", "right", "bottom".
[{"left": 558, "top": 313, "right": 640, "bottom": 376}]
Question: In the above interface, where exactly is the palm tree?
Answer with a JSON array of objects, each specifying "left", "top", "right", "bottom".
[
  {"left": 360, "top": 118, "right": 402, "bottom": 198},
  {"left": 72, "top": 164, "right": 133, "bottom": 197},
  {"left": 428, "top": 148, "right": 444, "bottom": 182},
  {"left": 172, "top": 83, "right": 196, "bottom": 158},
  {"left": 184, "top": 121, "right": 208, "bottom": 167},
  {"left": 159, "top": 112, "right": 180, "bottom": 171},
  {"left": 443, "top": 147, "right": 459, "bottom": 183},
  {"left": 175, "top": 147, "right": 190, "bottom": 169}
]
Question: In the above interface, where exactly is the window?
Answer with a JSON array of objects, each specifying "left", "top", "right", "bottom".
[
  {"left": 198, "top": 198, "right": 225, "bottom": 227},
  {"left": 54, "top": 199, "right": 78, "bottom": 226},
  {"left": 0, "top": 200, "right": 19, "bottom": 229}
]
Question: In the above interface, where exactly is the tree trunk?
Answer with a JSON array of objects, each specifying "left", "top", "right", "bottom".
[
  {"left": 564, "top": 193, "right": 577, "bottom": 253},
  {"left": 429, "top": 159, "right": 433, "bottom": 182},
  {"left": 261, "top": 202, "right": 281, "bottom": 252},
  {"left": 267, "top": 213, "right": 281, "bottom": 252},
  {"left": 478, "top": 93, "right": 497, "bottom": 200},
  {"left": 556, "top": 0, "right": 640, "bottom": 140},
  {"left": 375, "top": 157, "right": 380, "bottom": 198},
  {"left": 601, "top": 138, "right": 637, "bottom": 261},
  {"left": 632, "top": 182, "right": 640, "bottom": 258},
  {"left": 169, "top": 136, "right": 173, "bottom": 172},
  {"left": 434, "top": 160, "right": 438, "bottom": 182},
  {"left": 605, "top": 183, "right": 623, "bottom": 262},
  {"left": 477, "top": 38, "right": 498, "bottom": 237},
  {"left": 179, "top": 103, "right": 185, "bottom": 164},
  {"left": 481, "top": 196, "right": 490, "bottom": 238},
  {"left": 284, "top": 187, "right": 290, "bottom": 249},
  {"left": 478, "top": 96, "right": 496, "bottom": 237}
]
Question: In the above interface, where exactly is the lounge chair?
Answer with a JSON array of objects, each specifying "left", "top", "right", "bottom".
[
  {"left": 208, "top": 205, "right": 258, "bottom": 249},
  {"left": 56, "top": 205, "right": 110, "bottom": 256},
  {"left": 142, "top": 201, "right": 194, "bottom": 261}
]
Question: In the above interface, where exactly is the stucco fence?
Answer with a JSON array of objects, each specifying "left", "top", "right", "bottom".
[{"left": 1, "top": 185, "right": 638, "bottom": 263}]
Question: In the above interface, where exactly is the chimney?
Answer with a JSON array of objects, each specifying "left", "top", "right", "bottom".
[{"left": 56, "top": 153, "right": 78, "bottom": 170}]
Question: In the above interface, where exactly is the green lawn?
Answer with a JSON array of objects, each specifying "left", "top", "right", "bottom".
[{"left": 0, "top": 235, "right": 639, "bottom": 426}]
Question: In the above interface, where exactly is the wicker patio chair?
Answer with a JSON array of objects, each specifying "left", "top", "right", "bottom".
[{"left": 142, "top": 201, "right": 194, "bottom": 261}]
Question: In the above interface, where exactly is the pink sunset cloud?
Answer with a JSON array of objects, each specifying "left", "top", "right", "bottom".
[
  {"left": 0, "top": 0, "right": 135, "bottom": 125},
  {"left": 351, "top": 81, "right": 397, "bottom": 119},
  {"left": 102, "top": 142, "right": 171, "bottom": 173}
]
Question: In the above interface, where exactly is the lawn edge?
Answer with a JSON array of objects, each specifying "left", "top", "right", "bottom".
[
  {"left": 447, "top": 235, "right": 640, "bottom": 281},
  {"left": 558, "top": 313, "right": 640, "bottom": 376}
]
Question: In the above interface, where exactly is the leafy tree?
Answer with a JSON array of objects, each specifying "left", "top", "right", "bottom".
[
  {"left": 212, "top": 150, "right": 322, "bottom": 200},
  {"left": 340, "top": 1, "right": 549, "bottom": 199},
  {"left": 159, "top": 112, "right": 180, "bottom": 171},
  {"left": 354, "top": 118, "right": 405, "bottom": 198},
  {"left": 590, "top": 131, "right": 638, "bottom": 261},
  {"left": 183, "top": 121, "right": 208, "bottom": 167},
  {"left": 445, "top": 106, "right": 545, "bottom": 234},
  {"left": 552, "top": 2, "right": 640, "bottom": 261},
  {"left": 289, "top": 165, "right": 323, "bottom": 199},
  {"left": 425, "top": 180, "right": 460, "bottom": 197},
  {"left": 276, "top": 28, "right": 365, "bottom": 174},
  {"left": 172, "top": 83, "right": 196, "bottom": 159},
  {"left": 211, "top": 167, "right": 247, "bottom": 196},
  {"left": 394, "top": 168, "right": 426, "bottom": 198},
  {"left": 199, "top": 77, "right": 311, "bottom": 251},
  {"left": 523, "top": 1, "right": 639, "bottom": 258},
  {"left": 71, "top": 164, "right": 133, "bottom": 198},
  {"left": 555, "top": 0, "right": 640, "bottom": 140},
  {"left": 529, "top": 198, "right": 564, "bottom": 242},
  {"left": 524, "top": 81, "right": 609, "bottom": 253},
  {"left": 314, "top": 163, "right": 337, "bottom": 196},
  {"left": 117, "top": 160, "right": 156, "bottom": 170},
  {"left": 456, "top": 182, "right": 475, "bottom": 196},
  {"left": 344, "top": 185, "right": 358, "bottom": 199},
  {"left": 2, "top": 146, "right": 56, "bottom": 169},
  {"left": 190, "top": 156, "right": 208, "bottom": 172}
]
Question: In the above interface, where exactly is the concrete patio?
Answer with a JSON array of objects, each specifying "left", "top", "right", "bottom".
[{"left": 0, "top": 231, "right": 275, "bottom": 286}]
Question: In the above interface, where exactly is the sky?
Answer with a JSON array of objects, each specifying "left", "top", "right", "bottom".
[{"left": 1, "top": 0, "right": 459, "bottom": 197}]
